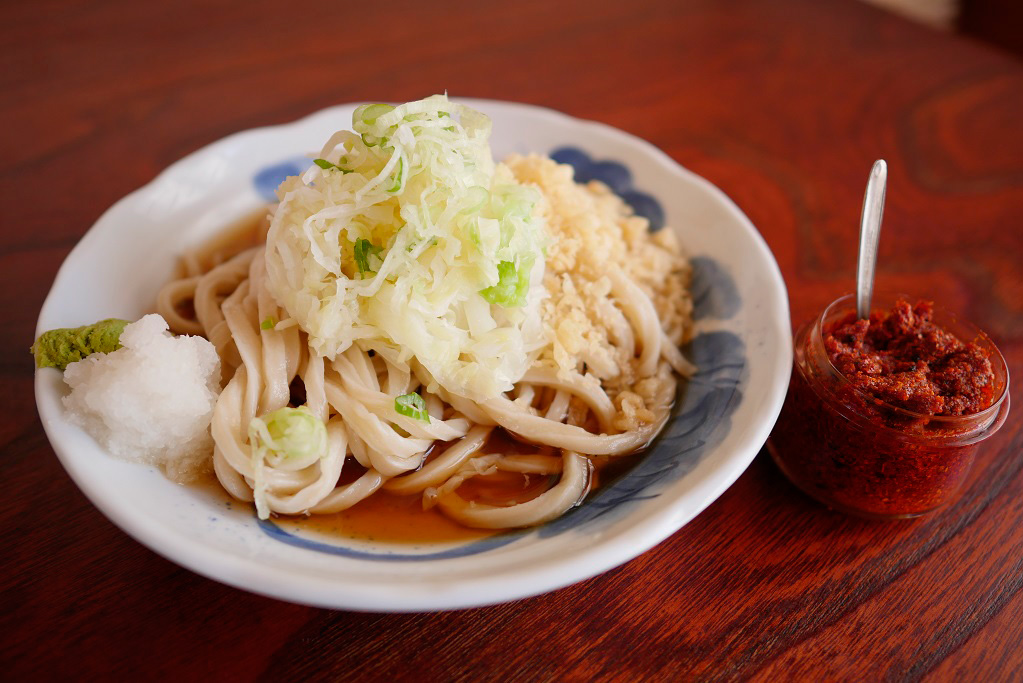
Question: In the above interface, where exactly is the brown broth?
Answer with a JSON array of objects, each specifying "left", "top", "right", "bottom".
[
  {"left": 177, "top": 207, "right": 270, "bottom": 278},
  {"left": 188, "top": 470, "right": 240, "bottom": 511},
  {"left": 276, "top": 490, "right": 495, "bottom": 544},
  {"left": 268, "top": 428, "right": 648, "bottom": 545},
  {"left": 191, "top": 422, "right": 653, "bottom": 545}
]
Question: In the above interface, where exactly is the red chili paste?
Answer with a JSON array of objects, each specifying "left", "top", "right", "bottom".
[
  {"left": 767, "top": 298, "right": 1005, "bottom": 518},
  {"left": 823, "top": 300, "right": 995, "bottom": 417}
]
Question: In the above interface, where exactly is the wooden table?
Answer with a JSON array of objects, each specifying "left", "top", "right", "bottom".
[{"left": 4, "top": 0, "right": 1021, "bottom": 679}]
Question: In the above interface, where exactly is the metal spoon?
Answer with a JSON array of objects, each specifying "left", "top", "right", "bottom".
[{"left": 856, "top": 160, "right": 887, "bottom": 319}]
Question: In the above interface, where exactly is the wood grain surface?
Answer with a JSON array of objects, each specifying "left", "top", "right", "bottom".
[{"left": 3, "top": 0, "right": 1021, "bottom": 680}]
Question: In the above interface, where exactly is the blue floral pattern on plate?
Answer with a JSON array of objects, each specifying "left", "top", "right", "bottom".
[
  {"left": 550, "top": 147, "right": 666, "bottom": 231},
  {"left": 253, "top": 147, "right": 746, "bottom": 559},
  {"left": 253, "top": 157, "right": 311, "bottom": 202}
]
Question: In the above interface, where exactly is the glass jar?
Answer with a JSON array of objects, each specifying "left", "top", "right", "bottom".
[{"left": 767, "top": 293, "right": 1010, "bottom": 519}]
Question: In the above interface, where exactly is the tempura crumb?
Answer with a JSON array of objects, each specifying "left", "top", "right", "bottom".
[{"left": 506, "top": 154, "right": 693, "bottom": 426}]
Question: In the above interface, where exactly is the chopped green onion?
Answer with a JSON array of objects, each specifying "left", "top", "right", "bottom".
[
  {"left": 355, "top": 103, "right": 395, "bottom": 125},
  {"left": 480, "top": 258, "right": 532, "bottom": 308},
  {"left": 395, "top": 392, "right": 429, "bottom": 422},
  {"left": 249, "top": 406, "right": 326, "bottom": 461},
  {"left": 353, "top": 103, "right": 396, "bottom": 147},
  {"left": 313, "top": 158, "right": 352, "bottom": 173},
  {"left": 260, "top": 317, "right": 276, "bottom": 330},
  {"left": 354, "top": 238, "right": 383, "bottom": 275},
  {"left": 387, "top": 158, "right": 404, "bottom": 193},
  {"left": 360, "top": 132, "right": 382, "bottom": 147},
  {"left": 247, "top": 406, "right": 327, "bottom": 520}
]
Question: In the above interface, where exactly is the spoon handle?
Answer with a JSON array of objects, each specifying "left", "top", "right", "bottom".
[{"left": 856, "top": 160, "right": 887, "bottom": 319}]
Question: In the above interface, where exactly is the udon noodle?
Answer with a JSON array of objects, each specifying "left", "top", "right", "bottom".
[{"left": 156, "top": 155, "right": 694, "bottom": 529}]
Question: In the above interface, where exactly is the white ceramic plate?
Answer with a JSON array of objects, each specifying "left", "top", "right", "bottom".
[{"left": 35, "top": 99, "right": 791, "bottom": 611}]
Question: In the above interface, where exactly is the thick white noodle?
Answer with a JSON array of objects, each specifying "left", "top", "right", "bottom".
[
  {"left": 437, "top": 452, "right": 592, "bottom": 528},
  {"left": 384, "top": 425, "right": 492, "bottom": 495},
  {"left": 156, "top": 231, "right": 690, "bottom": 529}
]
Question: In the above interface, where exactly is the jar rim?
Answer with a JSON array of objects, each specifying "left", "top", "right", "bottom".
[{"left": 812, "top": 292, "right": 1010, "bottom": 428}]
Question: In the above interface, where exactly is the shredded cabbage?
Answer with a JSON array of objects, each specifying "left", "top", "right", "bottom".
[{"left": 265, "top": 94, "right": 547, "bottom": 399}]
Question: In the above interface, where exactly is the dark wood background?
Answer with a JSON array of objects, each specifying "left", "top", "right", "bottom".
[{"left": 3, "top": 0, "right": 1021, "bottom": 679}]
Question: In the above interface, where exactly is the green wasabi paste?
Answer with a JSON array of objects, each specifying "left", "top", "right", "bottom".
[{"left": 32, "top": 318, "right": 130, "bottom": 370}]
